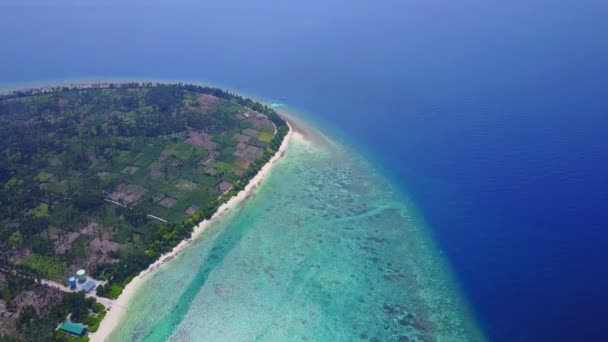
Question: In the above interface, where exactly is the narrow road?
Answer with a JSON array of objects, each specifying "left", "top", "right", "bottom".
[
  {"left": 104, "top": 198, "right": 167, "bottom": 222},
  {"left": 40, "top": 279, "right": 115, "bottom": 309}
]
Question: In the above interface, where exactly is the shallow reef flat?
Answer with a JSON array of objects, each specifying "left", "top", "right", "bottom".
[{"left": 109, "top": 119, "right": 483, "bottom": 342}]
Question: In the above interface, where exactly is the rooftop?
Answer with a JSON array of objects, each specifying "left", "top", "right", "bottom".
[
  {"left": 59, "top": 321, "right": 87, "bottom": 336},
  {"left": 82, "top": 281, "right": 96, "bottom": 293}
]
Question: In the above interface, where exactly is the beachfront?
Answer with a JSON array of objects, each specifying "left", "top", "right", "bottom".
[{"left": 91, "top": 121, "right": 292, "bottom": 341}]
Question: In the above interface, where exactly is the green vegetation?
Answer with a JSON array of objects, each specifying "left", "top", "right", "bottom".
[
  {"left": 258, "top": 131, "right": 273, "bottom": 143},
  {"left": 0, "top": 274, "right": 35, "bottom": 303},
  {"left": 96, "top": 283, "right": 123, "bottom": 299},
  {"left": 19, "top": 254, "right": 66, "bottom": 279},
  {"left": 31, "top": 203, "right": 49, "bottom": 217},
  {"left": 2, "top": 289, "right": 96, "bottom": 342},
  {"left": 0, "top": 82, "right": 289, "bottom": 340},
  {"left": 81, "top": 302, "right": 106, "bottom": 332},
  {"left": 35, "top": 171, "right": 53, "bottom": 182}
]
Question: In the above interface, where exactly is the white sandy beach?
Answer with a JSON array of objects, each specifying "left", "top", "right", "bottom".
[{"left": 92, "top": 121, "right": 293, "bottom": 341}]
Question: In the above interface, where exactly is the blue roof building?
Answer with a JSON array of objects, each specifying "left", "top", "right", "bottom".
[
  {"left": 81, "top": 281, "right": 96, "bottom": 293},
  {"left": 59, "top": 321, "right": 87, "bottom": 337}
]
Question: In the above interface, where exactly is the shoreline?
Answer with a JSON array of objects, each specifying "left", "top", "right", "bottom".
[{"left": 92, "top": 120, "right": 293, "bottom": 341}]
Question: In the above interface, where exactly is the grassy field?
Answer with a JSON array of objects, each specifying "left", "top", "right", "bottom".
[
  {"left": 31, "top": 203, "right": 49, "bottom": 217},
  {"left": 258, "top": 131, "right": 273, "bottom": 143},
  {"left": 19, "top": 254, "right": 67, "bottom": 279},
  {"left": 100, "top": 283, "right": 124, "bottom": 299}
]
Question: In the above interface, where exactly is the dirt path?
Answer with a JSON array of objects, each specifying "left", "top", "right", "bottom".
[{"left": 40, "top": 279, "right": 115, "bottom": 309}]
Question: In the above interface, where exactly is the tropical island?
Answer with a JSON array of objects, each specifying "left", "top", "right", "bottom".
[{"left": 0, "top": 82, "right": 289, "bottom": 341}]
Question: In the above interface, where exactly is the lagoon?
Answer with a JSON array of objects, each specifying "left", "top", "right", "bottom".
[{"left": 106, "top": 116, "right": 482, "bottom": 341}]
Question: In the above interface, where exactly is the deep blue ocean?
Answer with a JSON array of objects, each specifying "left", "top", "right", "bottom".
[{"left": 2, "top": 1, "right": 608, "bottom": 340}]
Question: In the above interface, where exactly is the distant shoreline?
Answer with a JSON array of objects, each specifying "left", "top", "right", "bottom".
[
  {"left": 91, "top": 114, "right": 293, "bottom": 341},
  {"left": 0, "top": 78, "right": 240, "bottom": 98},
  {"left": 0, "top": 81, "right": 189, "bottom": 98}
]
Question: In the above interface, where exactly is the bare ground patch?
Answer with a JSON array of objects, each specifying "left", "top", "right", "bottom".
[
  {"left": 184, "top": 205, "right": 200, "bottom": 215},
  {"left": 108, "top": 183, "right": 148, "bottom": 205},
  {"left": 88, "top": 233, "right": 120, "bottom": 263},
  {"left": 242, "top": 128, "right": 261, "bottom": 138},
  {"left": 53, "top": 231, "right": 81, "bottom": 254},
  {"left": 233, "top": 145, "right": 263, "bottom": 161},
  {"left": 184, "top": 130, "right": 217, "bottom": 150},
  {"left": 217, "top": 181, "right": 233, "bottom": 192},
  {"left": 158, "top": 196, "right": 178, "bottom": 208},
  {"left": 197, "top": 94, "right": 219, "bottom": 111},
  {"left": 234, "top": 158, "right": 251, "bottom": 173},
  {"left": 80, "top": 221, "right": 100, "bottom": 235},
  {"left": 147, "top": 169, "right": 164, "bottom": 180},
  {"left": 244, "top": 116, "right": 273, "bottom": 131}
]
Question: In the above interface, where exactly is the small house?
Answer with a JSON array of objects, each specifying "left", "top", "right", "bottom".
[
  {"left": 81, "top": 281, "right": 96, "bottom": 293},
  {"left": 59, "top": 322, "right": 87, "bottom": 337}
]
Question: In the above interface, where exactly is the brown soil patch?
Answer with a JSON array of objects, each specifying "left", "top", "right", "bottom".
[
  {"left": 158, "top": 196, "right": 177, "bottom": 208},
  {"left": 233, "top": 133, "right": 251, "bottom": 144},
  {"left": 54, "top": 231, "right": 81, "bottom": 254},
  {"left": 244, "top": 116, "right": 272, "bottom": 130},
  {"left": 185, "top": 205, "right": 200, "bottom": 215},
  {"left": 217, "top": 181, "right": 233, "bottom": 192},
  {"left": 234, "top": 158, "right": 251, "bottom": 170},
  {"left": 242, "top": 128, "right": 261, "bottom": 138},
  {"left": 80, "top": 221, "right": 100, "bottom": 235},
  {"left": 197, "top": 94, "right": 219, "bottom": 111},
  {"left": 234, "top": 145, "right": 263, "bottom": 161},
  {"left": 184, "top": 130, "right": 217, "bottom": 150},
  {"left": 88, "top": 233, "right": 120, "bottom": 257},
  {"left": 148, "top": 169, "right": 164, "bottom": 180},
  {"left": 109, "top": 183, "right": 148, "bottom": 205}
]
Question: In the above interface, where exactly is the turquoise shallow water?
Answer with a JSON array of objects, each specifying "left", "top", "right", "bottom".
[{"left": 109, "top": 119, "right": 482, "bottom": 341}]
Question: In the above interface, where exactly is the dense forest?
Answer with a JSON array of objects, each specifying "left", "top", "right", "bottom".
[{"left": 0, "top": 83, "right": 288, "bottom": 340}]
